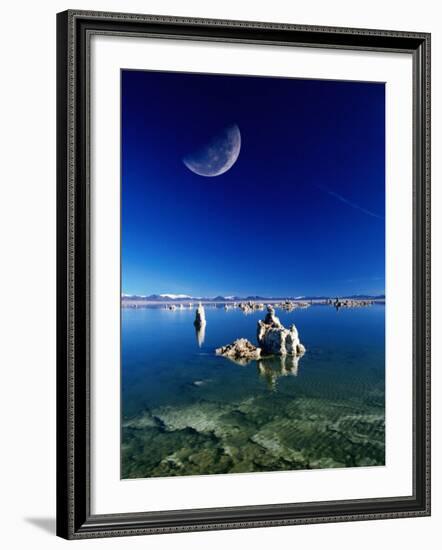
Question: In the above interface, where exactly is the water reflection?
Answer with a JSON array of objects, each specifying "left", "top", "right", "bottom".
[
  {"left": 122, "top": 305, "right": 386, "bottom": 477},
  {"left": 257, "top": 353, "right": 304, "bottom": 390},
  {"left": 215, "top": 350, "right": 305, "bottom": 388},
  {"left": 195, "top": 323, "right": 206, "bottom": 347}
]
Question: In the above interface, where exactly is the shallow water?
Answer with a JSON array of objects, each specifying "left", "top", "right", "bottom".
[{"left": 121, "top": 304, "right": 385, "bottom": 478}]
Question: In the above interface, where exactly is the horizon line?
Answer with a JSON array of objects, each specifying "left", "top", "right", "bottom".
[{"left": 122, "top": 291, "right": 386, "bottom": 298}]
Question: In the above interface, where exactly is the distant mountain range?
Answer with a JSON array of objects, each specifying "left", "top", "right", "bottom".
[{"left": 122, "top": 293, "right": 385, "bottom": 302}]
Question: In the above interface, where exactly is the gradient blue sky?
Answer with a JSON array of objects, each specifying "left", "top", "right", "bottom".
[{"left": 121, "top": 70, "right": 385, "bottom": 297}]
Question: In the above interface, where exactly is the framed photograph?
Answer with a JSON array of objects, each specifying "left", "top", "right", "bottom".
[{"left": 56, "top": 10, "right": 431, "bottom": 539}]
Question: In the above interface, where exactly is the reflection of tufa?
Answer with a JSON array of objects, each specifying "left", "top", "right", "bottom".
[
  {"left": 257, "top": 355, "right": 303, "bottom": 390},
  {"left": 195, "top": 323, "right": 206, "bottom": 348}
]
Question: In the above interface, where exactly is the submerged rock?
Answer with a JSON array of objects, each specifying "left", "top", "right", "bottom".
[
  {"left": 215, "top": 338, "right": 262, "bottom": 365},
  {"left": 257, "top": 306, "right": 305, "bottom": 356}
]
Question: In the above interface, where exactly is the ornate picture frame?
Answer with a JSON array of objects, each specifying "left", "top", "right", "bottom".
[{"left": 56, "top": 10, "right": 430, "bottom": 539}]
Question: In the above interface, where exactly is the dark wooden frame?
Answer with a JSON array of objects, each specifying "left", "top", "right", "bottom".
[{"left": 56, "top": 9, "right": 431, "bottom": 539}]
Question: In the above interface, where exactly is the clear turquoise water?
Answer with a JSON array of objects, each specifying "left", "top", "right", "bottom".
[{"left": 121, "top": 304, "right": 385, "bottom": 478}]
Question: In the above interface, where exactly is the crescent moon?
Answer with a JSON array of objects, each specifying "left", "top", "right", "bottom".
[{"left": 183, "top": 124, "right": 241, "bottom": 177}]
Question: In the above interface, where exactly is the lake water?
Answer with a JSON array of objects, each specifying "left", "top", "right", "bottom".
[{"left": 121, "top": 304, "right": 385, "bottom": 478}]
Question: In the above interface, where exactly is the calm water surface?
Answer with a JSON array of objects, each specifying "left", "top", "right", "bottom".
[{"left": 122, "top": 305, "right": 385, "bottom": 478}]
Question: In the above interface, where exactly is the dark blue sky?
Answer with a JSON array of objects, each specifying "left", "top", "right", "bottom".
[{"left": 121, "top": 70, "right": 385, "bottom": 297}]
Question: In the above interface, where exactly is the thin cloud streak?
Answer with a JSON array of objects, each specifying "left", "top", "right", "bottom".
[{"left": 316, "top": 184, "right": 384, "bottom": 220}]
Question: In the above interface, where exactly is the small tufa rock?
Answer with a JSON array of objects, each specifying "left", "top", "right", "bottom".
[
  {"left": 194, "top": 303, "right": 206, "bottom": 328},
  {"left": 257, "top": 306, "right": 305, "bottom": 356},
  {"left": 332, "top": 298, "right": 373, "bottom": 309},
  {"left": 215, "top": 338, "right": 262, "bottom": 365},
  {"left": 263, "top": 305, "right": 283, "bottom": 327},
  {"left": 239, "top": 301, "right": 265, "bottom": 314}
]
